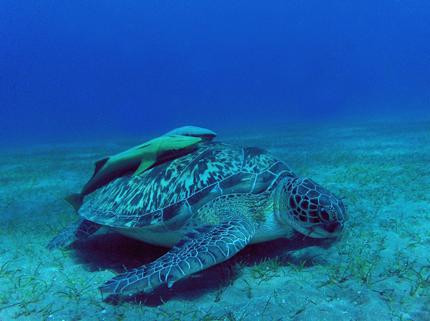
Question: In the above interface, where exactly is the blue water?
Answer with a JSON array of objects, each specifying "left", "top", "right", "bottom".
[
  {"left": 2, "top": 2, "right": 430, "bottom": 319},
  {"left": 1, "top": 0, "right": 429, "bottom": 143}
]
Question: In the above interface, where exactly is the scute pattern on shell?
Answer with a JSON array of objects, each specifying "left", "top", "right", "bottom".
[{"left": 79, "top": 142, "right": 293, "bottom": 228}]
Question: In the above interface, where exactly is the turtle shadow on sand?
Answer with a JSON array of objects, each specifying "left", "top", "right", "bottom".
[{"left": 71, "top": 232, "right": 336, "bottom": 306}]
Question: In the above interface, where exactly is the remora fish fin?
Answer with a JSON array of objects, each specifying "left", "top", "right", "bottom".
[
  {"left": 92, "top": 157, "right": 109, "bottom": 179},
  {"left": 132, "top": 135, "right": 201, "bottom": 176},
  {"left": 134, "top": 158, "right": 156, "bottom": 176},
  {"left": 65, "top": 193, "right": 84, "bottom": 211},
  {"left": 159, "top": 135, "right": 202, "bottom": 150}
]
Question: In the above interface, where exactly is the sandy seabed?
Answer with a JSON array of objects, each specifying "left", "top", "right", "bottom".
[{"left": 0, "top": 121, "right": 429, "bottom": 321}]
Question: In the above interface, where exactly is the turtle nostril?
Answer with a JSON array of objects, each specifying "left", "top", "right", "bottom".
[{"left": 324, "top": 222, "right": 340, "bottom": 233}]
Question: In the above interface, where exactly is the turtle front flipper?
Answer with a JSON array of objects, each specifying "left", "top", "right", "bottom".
[
  {"left": 47, "top": 218, "right": 101, "bottom": 250},
  {"left": 99, "top": 217, "right": 255, "bottom": 296}
]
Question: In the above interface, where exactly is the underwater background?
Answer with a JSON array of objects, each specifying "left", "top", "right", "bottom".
[
  {"left": 1, "top": 0, "right": 430, "bottom": 144},
  {"left": 1, "top": 1, "right": 430, "bottom": 320}
]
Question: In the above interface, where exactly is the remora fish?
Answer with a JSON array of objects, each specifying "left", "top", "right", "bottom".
[{"left": 65, "top": 126, "right": 216, "bottom": 210}]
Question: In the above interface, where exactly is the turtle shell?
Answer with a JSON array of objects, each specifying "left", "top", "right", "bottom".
[{"left": 79, "top": 142, "right": 293, "bottom": 228}]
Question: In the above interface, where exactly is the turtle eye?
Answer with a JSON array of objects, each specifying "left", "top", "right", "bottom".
[{"left": 320, "top": 209, "right": 330, "bottom": 221}]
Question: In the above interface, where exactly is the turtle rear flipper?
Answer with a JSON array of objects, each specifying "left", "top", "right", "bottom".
[
  {"left": 64, "top": 193, "right": 84, "bottom": 211},
  {"left": 47, "top": 218, "right": 101, "bottom": 250},
  {"left": 99, "top": 217, "right": 255, "bottom": 295}
]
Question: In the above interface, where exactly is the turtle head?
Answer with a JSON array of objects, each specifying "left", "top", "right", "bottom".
[{"left": 275, "top": 177, "right": 347, "bottom": 238}]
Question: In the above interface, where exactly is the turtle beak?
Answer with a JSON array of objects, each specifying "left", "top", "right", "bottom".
[
  {"left": 323, "top": 221, "right": 341, "bottom": 234},
  {"left": 305, "top": 222, "right": 343, "bottom": 238}
]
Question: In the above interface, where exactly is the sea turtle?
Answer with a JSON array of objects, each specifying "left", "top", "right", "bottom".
[{"left": 49, "top": 141, "right": 347, "bottom": 296}]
